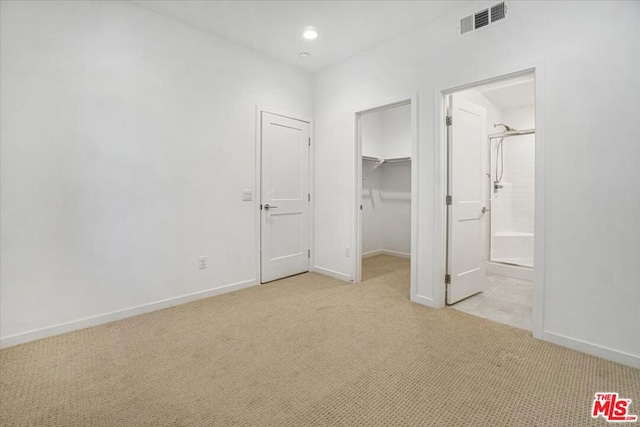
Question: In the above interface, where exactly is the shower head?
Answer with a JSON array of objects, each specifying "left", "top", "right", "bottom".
[{"left": 494, "top": 123, "right": 516, "bottom": 132}]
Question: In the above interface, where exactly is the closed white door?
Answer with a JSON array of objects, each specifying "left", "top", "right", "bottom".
[
  {"left": 261, "top": 112, "right": 310, "bottom": 283},
  {"left": 446, "top": 97, "right": 487, "bottom": 304}
]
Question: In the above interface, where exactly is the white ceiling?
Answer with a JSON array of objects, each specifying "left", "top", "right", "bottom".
[
  {"left": 132, "top": 1, "right": 474, "bottom": 73},
  {"left": 477, "top": 75, "right": 535, "bottom": 110}
]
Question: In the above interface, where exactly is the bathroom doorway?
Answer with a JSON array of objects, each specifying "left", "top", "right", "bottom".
[{"left": 445, "top": 72, "right": 536, "bottom": 331}]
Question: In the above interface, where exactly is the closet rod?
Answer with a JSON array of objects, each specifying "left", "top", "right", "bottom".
[
  {"left": 488, "top": 128, "right": 535, "bottom": 139},
  {"left": 363, "top": 156, "right": 383, "bottom": 162},
  {"left": 384, "top": 157, "right": 411, "bottom": 163},
  {"left": 362, "top": 156, "right": 411, "bottom": 163}
]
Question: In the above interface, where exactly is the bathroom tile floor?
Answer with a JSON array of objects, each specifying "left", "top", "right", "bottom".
[{"left": 450, "top": 274, "right": 533, "bottom": 331}]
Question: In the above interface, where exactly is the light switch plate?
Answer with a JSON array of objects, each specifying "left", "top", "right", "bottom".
[{"left": 242, "top": 189, "right": 254, "bottom": 201}]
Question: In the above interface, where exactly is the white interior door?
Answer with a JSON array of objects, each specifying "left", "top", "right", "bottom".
[
  {"left": 446, "top": 97, "right": 487, "bottom": 304},
  {"left": 261, "top": 112, "right": 310, "bottom": 283}
]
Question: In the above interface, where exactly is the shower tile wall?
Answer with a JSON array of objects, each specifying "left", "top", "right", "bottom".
[
  {"left": 501, "top": 106, "right": 535, "bottom": 234},
  {"left": 490, "top": 105, "right": 535, "bottom": 264}
]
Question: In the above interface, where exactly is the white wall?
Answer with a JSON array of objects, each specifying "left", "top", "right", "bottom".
[
  {"left": 362, "top": 164, "right": 412, "bottom": 258},
  {"left": 313, "top": 1, "right": 640, "bottom": 366},
  {"left": 361, "top": 112, "right": 384, "bottom": 159},
  {"left": 361, "top": 103, "right": 411, "bottom": 159},
  {"left": 380, "top": 103, "right": 411, "bottom": 159},
  {"left": 0, "top": 1, "right": 312, "bottom": 345},
  {"left": 377, "top": 163, "right": 411, "bottom": 256}
]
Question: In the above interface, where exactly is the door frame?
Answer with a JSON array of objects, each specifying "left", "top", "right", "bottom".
[
  {"left": 434, "top": 61, "right": 546, "bottom": 339},
  {"left": 353, "top": 94, "right": 419, "bottom": 300},
  {"left": 255, "top": 106, "right": 314, "bottom": 284}
]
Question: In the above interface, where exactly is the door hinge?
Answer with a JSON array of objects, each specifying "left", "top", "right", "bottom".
[
  {"left": 445, "top": 274, "right": 451, "bottom": 285},
  {"left": 446, "top": 116, "right": 452, "bottom": 126},
  {"left": 308, "top": 193, "right": 311, "bottom": 202},
  {"left": 308, "top": 137, "right": 311, "bottom": 146},
  {"left": 360, "top": 204, "right": 363, "bottom": 210},
  {"left": 260, "top": 204, "right": 263, "bottom": 210},
  {"left": 446, "top": 195, "right": 452, "bottom": 205},
  {"left": 308, "top": 249, "right": 311, "bottom": 258}
]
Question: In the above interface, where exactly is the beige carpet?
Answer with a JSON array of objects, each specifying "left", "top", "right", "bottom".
[{"left": 1, "top": 255, "right": 638, "bottom": 426}]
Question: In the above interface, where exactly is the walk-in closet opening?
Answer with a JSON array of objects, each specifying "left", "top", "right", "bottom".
[
  {"left": 445, "top": 72, "right": 536, "bottom": 331},
  {"left": 356, "top": 101, "right": 413, "bottom": 292}
]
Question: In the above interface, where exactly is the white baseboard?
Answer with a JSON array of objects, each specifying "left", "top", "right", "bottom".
[
  {"left": 0, "top": 279, "right": 258, "bottom": 349},
  {"left": 312, "top": 266, "right": 352, "bottom": 282},
  {"left": 382, "top": 249, "right": 411, "bottom": 259},
  {"left": 363, "top": 249, "right": 411, "bottom": 259},
  {"left": 487, "top": 262, "right": 533, "bottom": 281},
  {"left": 362, "top": 250, "right": 382, "bottom": 258},
  {"left": 543, "top": 331, "right": 640, "bottom": 369}
]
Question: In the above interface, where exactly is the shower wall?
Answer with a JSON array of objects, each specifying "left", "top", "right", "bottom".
[
  {"left": 502, "top": 106, "right": 535, "bottom": 233},
  {"left": 490, "top": 105, "right": 535, "bottom": 267}
]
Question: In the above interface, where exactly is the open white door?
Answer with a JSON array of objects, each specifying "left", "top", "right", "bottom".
[
  {"left": 446, "top": 97, "right": 487, "bottom": 304},
  {"left": 260, "top": 112, "right": 310, "bottom": 283}
]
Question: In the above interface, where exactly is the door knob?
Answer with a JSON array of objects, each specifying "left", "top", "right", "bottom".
[
  {"left": 264, "top": 204, "right": 278, "bottom": 210},
  {"left": 481, "top": 206, "right": 490, "bottom": 214}
]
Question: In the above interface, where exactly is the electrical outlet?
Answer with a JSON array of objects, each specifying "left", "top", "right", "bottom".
[
  {"left": 345, "top": 247, "right": 351, "bottom": 257},
  {"left": 242, "top": 189, "right": 254, "bottom": 201},
  {"left": 198, "top": 256, "right": 207, "bottom": 269}
]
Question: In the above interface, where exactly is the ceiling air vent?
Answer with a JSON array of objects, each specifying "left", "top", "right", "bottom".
[
  {"left": 460, "top": 15, "right": 474, "bottom": 35},
  {"left": 475, "top": 9, "right": 489, "bottom": 29},
  {"left": 491, "top": 2, "right": 507, "bottom": 22},
  {"left": 459, "top": 2, "right": 508, "bottom": 36}
]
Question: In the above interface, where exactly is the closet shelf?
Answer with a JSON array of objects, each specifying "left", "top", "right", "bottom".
[
  {"left": 362, "top": 156, "right": 411, "bottom": 179},
  {"left": 363, "top": 156, "right": 385, "bottom": 176}
]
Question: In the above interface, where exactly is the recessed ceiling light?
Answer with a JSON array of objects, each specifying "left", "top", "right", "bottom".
[
  {"left": 299, "top": 52, "right": 311, "bottom": 59},
  {"left": 302, "top": 27, "right": 318, "bottom": 40}
]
